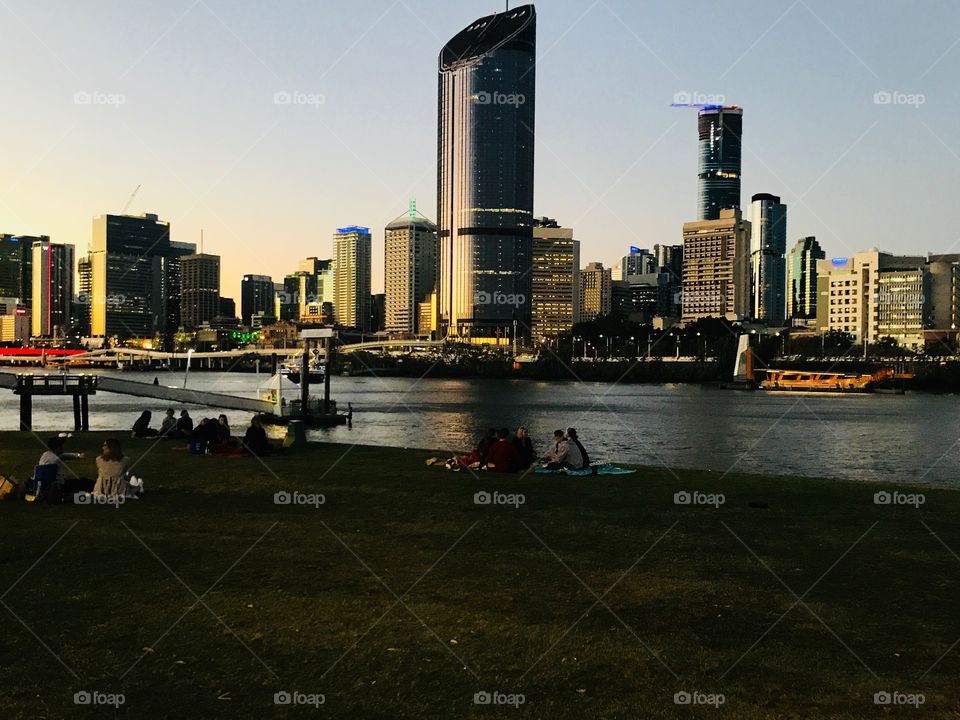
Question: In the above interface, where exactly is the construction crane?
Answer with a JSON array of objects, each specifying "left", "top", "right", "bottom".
[{"left": 121, "top": 184, "right": 141, "bottom": 214}]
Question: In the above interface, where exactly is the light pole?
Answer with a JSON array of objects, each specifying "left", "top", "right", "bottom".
[{"left": 183, "top": 349, "right": 194, "bottom": 388}]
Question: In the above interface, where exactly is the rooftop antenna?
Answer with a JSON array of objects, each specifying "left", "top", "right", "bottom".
[
  {"left": 200, "top": 228, "right": 204, "bottom": 254},
  {"left": 409, "top": 199, "right": 416, "bottom": 218}
]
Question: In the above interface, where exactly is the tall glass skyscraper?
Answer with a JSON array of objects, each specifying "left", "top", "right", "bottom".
[
  {"left": 786, "top": 236, "right": 824, "bottom": 320},
  {"left": 437, "top": 4, "right": 536, "bottom": 343},
  {"left": 748, "top": 193, "right": 787, "bottom": 324},
  {"left": 697, "top": 107, "right": 743, "bottom": 221}
]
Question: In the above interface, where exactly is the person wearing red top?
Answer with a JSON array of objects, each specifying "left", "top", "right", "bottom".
[{"left": 485, "top": 428, "right": 520, "bottom": 472}]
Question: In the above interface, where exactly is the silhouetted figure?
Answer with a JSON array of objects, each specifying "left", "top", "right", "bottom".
[{"left": 132, "top": 411, "right": 159, "bottom": 437}]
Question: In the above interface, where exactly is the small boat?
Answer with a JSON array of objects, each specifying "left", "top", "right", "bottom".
[
  {"left": 759, "top": 368, "right": 892, "bottom": 393},
  {"left": 279, "top": 357, "right": 325, "bottom": 385}
]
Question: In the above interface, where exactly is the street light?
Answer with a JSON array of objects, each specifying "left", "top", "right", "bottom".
[{"left": 183, "top": 348, "right": 194, "bottom": 388}]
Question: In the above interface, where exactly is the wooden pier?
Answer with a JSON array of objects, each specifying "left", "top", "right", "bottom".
[{"left": 10, "top": 374, "right": 98, "bottom": 431}]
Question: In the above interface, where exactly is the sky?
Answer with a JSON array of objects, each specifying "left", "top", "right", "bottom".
[{"left": 2, "top": 0, "right": 959, "bottom": 302}]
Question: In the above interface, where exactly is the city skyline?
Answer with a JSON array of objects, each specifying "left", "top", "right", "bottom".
[{"left": 2, "top": 1, "right": 958, "bottom": 303}]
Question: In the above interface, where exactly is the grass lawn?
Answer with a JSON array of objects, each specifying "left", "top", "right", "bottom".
[{"left": 1, "top": 431, "right": 959, "bottom": 719}]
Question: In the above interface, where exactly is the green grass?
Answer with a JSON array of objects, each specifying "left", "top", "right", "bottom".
[{"left": 1, "top": 431, "right": 959, "bottom": 719}]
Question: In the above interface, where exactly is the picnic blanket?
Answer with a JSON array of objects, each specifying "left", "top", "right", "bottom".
[{"left": 535, "top": 464, "right": 636, "bottom": 476}]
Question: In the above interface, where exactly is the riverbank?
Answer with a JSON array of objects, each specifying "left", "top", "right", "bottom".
[{"left": 1, "top": 432, "right": 958, "bottom": 718}]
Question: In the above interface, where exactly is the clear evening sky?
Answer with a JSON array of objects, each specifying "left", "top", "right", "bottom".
[{"left": 1, "top": 0, "right": 958, "bottom": 301}]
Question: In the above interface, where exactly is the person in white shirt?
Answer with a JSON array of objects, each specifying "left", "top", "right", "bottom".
[{"left": 37, "top": 435, "right": 84, "bottom": 480}]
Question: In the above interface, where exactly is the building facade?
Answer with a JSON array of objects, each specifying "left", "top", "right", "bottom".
[
  {"left": 384, "top": 211, "right": 438, "bottom": 336},
  {"left": 31, "top": 239, "right": 74, "bottom": 337},
  {"left": 697, "top": 106, "right": 743, "bottom": 220},
  {"left": 180, "top": 253, "right": 221, "bottom": 330},
  {"left": 437, "top": 5, "right": 535, "bottom": 343},
  {"left": 0, "top": 234, "right": 45, "bottom": 306},
  {"left": 90, "top": 213, "right": 174, "bottom": 338},
  {"left": 681, "top": 208, "right": 751, "bottom": 322},
  {"left": 748, "top": 193, "right": 787, "bottom": 324},
  {"left": 531, "top": 218, "right": 580, "bottom": 340},
  {"left": 579, "top": 262, "right": 612, "bottom": 322},
  {"left": 333, "top": 227, "right": 372, "bottom": 331},
  {"left": 241, "top": 274, "right": 274, "bottom": 325},
  {"left": 786, "top": 236, "right": 824, "bottom": 321}
]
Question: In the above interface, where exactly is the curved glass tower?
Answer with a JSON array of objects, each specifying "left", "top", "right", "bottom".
[
  {"left": 437, "top": 4, "right": 536, "bottom": 342},
  {"left": 697, "top": 106, "right": 742, "bottom": 220}
]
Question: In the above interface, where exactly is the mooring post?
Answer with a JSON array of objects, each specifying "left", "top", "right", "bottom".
[
  {"left": 300, "top": 344, "right": 310, "bottom": 416},
  {"left": 19, "top": 382, "right": 32, "bottom": 431},
  {"left": 324, "top": 340, "right": 332, "bottom": 414},
  {"left": 73, "top": 394, "right": 81, "bottom": 431},
  {"left": 80, "top": 392, "right": 89, "bottom": 431}
]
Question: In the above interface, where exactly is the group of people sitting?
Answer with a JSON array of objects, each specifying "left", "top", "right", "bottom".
[
  {"left": 131, "top": 409, "right": 273, "bottom": 457},
  {"left": 448, "top": 426, "right": 590, "bottom": 473},
  {"left": 32, "top": 434, "right": 141, "bottom": 501}
]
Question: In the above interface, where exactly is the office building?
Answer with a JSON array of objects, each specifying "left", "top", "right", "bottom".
[
  {"left": 748, "top": 193, "right": 787, "bottom": 324},
  {"left": 0, "top": 234, "right": 46, "bottom": 305},
  {"left": 681, "top": 208, "right": 751, "bottom": 322},
  {"left": 579, "top": 262, "right": 612, "bottom": 322},
  {"left": 180, "top": 253, "right": 220, "bottom": 330},
  {"left": 241, "top": 274, "right": 274, "bottom": 325},
  {"left": 531, "top": 217, "right": 580, "bottom": 340},
  {"left": 89, "top": 213, "right": 174, "bottom": 338},
  {"left": 437, "top": 5, "right": 536, "bottom": 343},
  {"left": 612, "top": 274, "right": 669, "bottom": 323},
  {"left": 612, "top": 248, "right": 656, "bottom": 280},
  {"left": 218, "top": 297, "right": 236, "bottom": 320},
  {"left": 31, "top": 239, "right": 74, "bottom": 338},
  {"left": 697, "top": 106, "right": 743, "bottom": 220},
  {"left": 654, "top": 243, "right": 684, "bottom": 318},
  {"left": 333, "top": 226, "right": 372, "bottom": 331},
  {"left": 926, "top": 254, "right": 960, "bottom": 332},
  {"left": 786, "top": 237, "right": 825, "bottom": 321},
  {"left": 384, "top": 208, "right": 438, "bottom": 336}
]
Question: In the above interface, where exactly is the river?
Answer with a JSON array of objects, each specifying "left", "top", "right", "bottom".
[{"left": 1, "top": 370, "right": 957, "bottom": 486}]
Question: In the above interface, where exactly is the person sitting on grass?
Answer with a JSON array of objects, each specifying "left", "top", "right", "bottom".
[
  {"left": 242, "top": 418, "right": 272, "bottom": 457},
  {"left": 511, "top": 426, "right": 535, "bottom": 469},
  {"left": 485, "top": 427, "right": 520, "bottom": 472},
  {"left": 159, "top": 408, "right": 177, "bottom": 437},
  {"left": 565, "top": 428, "right": 590, "bottom": 471},
  {"left": 93, "top": 438, "right": 131, "bottom": 497},
  {"left": 216, "top": 414, "right": 232, "bottom": 445},
  {"left": 172, "top": 409, "right": 193, "bottom": 438},
  {"left": 540, "top": 430, "right": 567, "bottom": 466},
  {"left": 132, "top": 410, "right": 159, "bottom": 437},
  {"left": 38, "top": 435, "right": 85, "bottom": 479}
]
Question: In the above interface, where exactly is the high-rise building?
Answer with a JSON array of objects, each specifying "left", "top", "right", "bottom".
[
  {"left": 333, "top": 226, "right": 372, "bottom": 331},
  {"left": 613, "top": 248, "right": 656, "bottom": 280},
  {"left": 654, "top": 243, "right": 684, "bottom": 318},
  {"left": 786, "top": 236, "right": 825, "bottom": 321},
  {"left": 926, "top": 254, "right": 960, "bottom": 333},
  {"left": 241, "top": 274, "right": 274, "bottom": 325},
  {"left": 748, "top": 193, "right": 788, "bottom": 324},
  {"left": 681, "top": 208, "right": 751, "bottom": 322},
  {"left": 218, "top": 297, "right": 236, "bottom": 320},
  {"left": 370, "top": 293, "right": 385, "bottom": 333},
  {"left": 438, "top": 5, "right": 536, "bottom": 343},
  {"left": 90, "top": 213, "right": 174, "bottom": 338},
  {"left": 532, "top": 217, "right": 580, "bottom": 340},
  {"left": 76, "top": 254, "right": 93, "bottom": 336},
  {"left": 697, "top": 106, "right": 743, "bottom": 220},
  {"left": 819, "top": 251, "right": 927, "bottom": 347},
  {"left": 579, "top": 262, "right": 612, "bottom": 322},
  {"left": 0, "top": 234, "right": 45, "bottom": 305},
  {"left": 180, "top": 253, "right": 220, "bottom": 330},
  {"left": 31, "top": 240, "right": 74, "bottom": 338},
  {"left": 163, "top": 241, "right": 196, "bottom": 335},
  {"left": 384, "top": 208, "right": 438, "bottom": 336}
]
